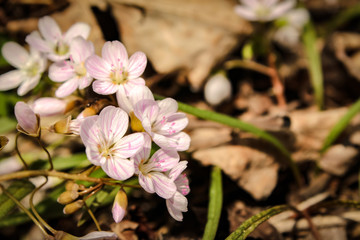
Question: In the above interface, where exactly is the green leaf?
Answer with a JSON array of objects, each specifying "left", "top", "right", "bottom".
[
  {"left": 302, "top": 21, "right": 324, "bottom": 110},
  {"left": 0, "top": 117, "right": 17, "bottom": 134},
  {"left": 202, "top": 166, "right": 223, "bottom": 240},
  {"left": 0, "top": 180, "right": 35, "bottom": 219},
  {"left": 226, "top": 205, "right": 290, "bottom": 240},
  {"left": 154, "top": 95, "right": 301, "bottom": 186},
  {"left": 321, "top": 98, "right": 360, "bottom": 153},
  {"left": 324, "top": 3, "right": 360, "bottom": 36}
]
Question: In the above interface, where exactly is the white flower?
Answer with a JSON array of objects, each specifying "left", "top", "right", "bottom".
[
  {"left": 0, "top": 42, "right": 46, "bottom": 96},
  {"left": 235, "top": 0, "right": 296, "bottom": 22},
  {"left": 26, "top": 16, "right": 90, "bottom": 62},
  {"left": 204, "top": 73, "right": 232, "bottom": 106}
]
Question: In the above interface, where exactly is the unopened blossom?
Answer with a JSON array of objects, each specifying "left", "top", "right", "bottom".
[
  {"left": 49, "top": 37, "right": 94, "bottom": 98},
  {"left": 55, "top": 231, "right": 117, "bottom": 240},
  {"left": 132, "top": 134, "right": 179, "bottom": 199},
  {"left": 31, "top": 97, "right": 67, "bottom": 116},
  {"left": 133, "top": 96, "right": 191, "bottom": 151},
  {"left": 166, "top": 161, "right": 190, "bottom": 221},
  {"left": 204, "top": 73, "right": 232, "bottom": 106},
  {"left": 0, "top": 42, "right": 46, "bottom": 96},
  {"left": 235, "top": 0, "right": 295, "bottom": 22},
  {"left": 26, "top": 16, "right": 90, "bottom": 62},
  {"left": 80, "top": 106, "right": 144, "bottom": 180},
  {"left": 112, "top": 189, "right": 128, "bottom": 223},
  {"left": 85, "top": 40, "right": 147, "bottom": 96},
  {"left": 14, "top": 101, "right": 40, "bottom": 137}
]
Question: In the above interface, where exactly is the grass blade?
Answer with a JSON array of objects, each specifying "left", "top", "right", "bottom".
[
  {"left": 226, "top": 205, "right": 290, "bottom": 240},
  {"left": 302, "top": 21, "right": 324, "bottom": 110},
  {"left": 321, "top": 98, "right": 360, "bottom": 153},
  {"left": 202, "top": 166, "right": 223, "bottom": 240}
]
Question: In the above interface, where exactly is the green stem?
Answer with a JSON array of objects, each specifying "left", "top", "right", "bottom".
[
  {"left": 0, "top": 184, "right": 50, "bottom": 238},
  {"left": 15, "top": 132, "right": 28, "bottom": 169},
  {"left": 37, "top": 137, "right": 53, "bottom": 171},
  {"left": 83, "top": 201, "right": 102, "bottom": 231}
]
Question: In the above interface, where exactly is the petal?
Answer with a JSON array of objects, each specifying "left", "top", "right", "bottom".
[
  {"left": 101, "top": 156, "right": 135, "bottom": 180},
  {"left": 138, "top": 173, "right": 155, "bottom": 193},
  {"left": 69, "top": 36, "right": 94, "bottom": 63},
  {"left": 269, "top": 0, "right": 295, "bottom": 20},
  {"left": 32, "top": 97, "right": 67, "bottom": 116},
  {"left": 102, "top": 41, "right": 128, "bottom": 69},
  {"left": 234, "top": 6, "right": 258, "bottom": 21},
  {"left": 14, "top": 101, "right": 38, "bottom": 135},
  {"left": 166, "top": 192, "right": 188, "bottom": 221},
  {"left": 17, "top": 75, "right": 41, "bottom": 96},
  {"left": 175, "top": 173, "right": 190, "bottom": 196},
  {"left": 25, "top": 31, "right": 52, "bottom": 53},
  {"left": 0, "top": 70, "right": 24, "bottom": 91},
  {"left": 85, "top": 55, "right": 111, "bottom": 80},
  {"left": 2, "top": 42, "right": 29, "bottom": 68},
  {"left": 55, "top": 77, "right": 79, "bottom": 98},
  {"left": 85, "top": 146, "right": 103, "bottom": 166},
  {"left": 129, "top": 85, "right": 154, "bottom": 106},
  {"left": 80, "top": 115, "right": 100, "bottom": 147},
  {"left": 152, "top": 131, "right": 190, "bottom": 151},
  {"left": 116, "top": 87, "right": 133, "bottom": 114},
  {"left": 38, "top": 16, "right": 62, "bottom": 43},
  {"left": 151, "top": 172, "right": 176, "bottom": 199},
  {"left": 99, "top": 106, "right": 128, "bottom": 143},
  {"left": 150, "top": 149, "right": 179, "bottom": 172},
  {"left": 79, "top": 231, "right": 117, "bottom": 240},
  {"left": 127, "top": 51, "right": 147, "bottom": 78},
  {"left": 49, "top": 61, "right": 75, "bottom": 82},
  {"left": 64, "top": 22, "right": 91, "bottom": 42},
  {"left": 78, "top": 75, "right": 93, "bottom": 89},
  {"left": 134, "top": 99, "right": 159, "bottom": 125},
  {"left": 122, "top": 77, "right": 145, "bottom": 95},
  {"left": 132, "top": 133, "right": 152, "bottom": 168},
  {"left": 158, "top": 98, "right": 178, "bottom": 115},
  {"left": 166, "top": 199, "right": 183, "bottom": 221},
  {"left": 92, "top": 79, "right": 118, "bottom": 95},
  {"left": 169, "top": 161, "right": 188, "bottom": 180},
  {"left": 153, "top": 113, "right": 188, "bottom": 136},
  {"left": 112, "top": 133, "right": 144, "bottom": 159},
  {"left": 240, "top": 0, "right": 258, "bottom": 7}
]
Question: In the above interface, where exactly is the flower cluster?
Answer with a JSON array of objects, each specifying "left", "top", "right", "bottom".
[{"left": 4, "top": 16, "right": 190, "bottom": 223}]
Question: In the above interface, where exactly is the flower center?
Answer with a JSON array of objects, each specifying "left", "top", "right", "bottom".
[
  {"left": 24, "top": 62, "right": 40, "bottom": 77},
  {"left": 74, "top": 62, "right": 87, "bottom": 77},
  {"left": 54, "top": 41, "right": 69, "bottom": 56},
  {"left": 130, "top": 112, "right": 145, "bottom": 132},
  {"left": 255, "top": 5, "right": 271, "bottom": 18},
  {"left": 110, "top": 68, "right": 128, "bottom": 85}
]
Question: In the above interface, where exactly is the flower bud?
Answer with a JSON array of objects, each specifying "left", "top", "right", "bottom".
[
  {"left": 51, "top": 116, "right": 72, "bottom": 134},
  {"left": 57, "top": 190, "right": 79, "bottom": 205},
  {"left": 204, "top": 73, "right": 232, "bottom": 106},
  {"left": 63, "top": 199, "right": 84, "bottom": 214},
  {"left": 14, "top": 101, "right": 40, "bottom": 137},
  {"left": 65, "top": 181, "right": 79, "bottom": 192},
  {"left": 112, "top": 189, "right": 128, "bottom": 223},
  {"left": 32, "top": 97, "right": 67, "bottom": 117}
]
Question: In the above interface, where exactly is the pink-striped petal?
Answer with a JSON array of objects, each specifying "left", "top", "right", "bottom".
[
  {"left": 38, "top": 16, "right": 62, "bottom": 43},
  {"left": 64, "top": 22, "right": 91, "bottom": 43},
  {"left": 138, "top": 173, "right": 155, "bottom": 193},
  {"left": 25, "top": 31, "right": 51, "bottom": 53},
  {"left": 80, "top": 115, "right": 100, "bottom": 147},
  {"left": 112, "top": 201, "right": 126, "bottom": 223},
  {"left": 169, "top": 161, "right": 188, "bottom": 180},
  {"left": 32, "top": 97, "right": 67, "bottom": 116},
  {"left": 175, "top": 173, "right": 190, "bottom": 196},
  {"left": 151, "top": 172, "right": 176, "bottom": 199},
  {"left": 152, "top": 131, "right": 190, "bottom": 151},
  {"left": 150, "top": 149, "right": 179, "bottom": 172},
  {"left": 0, "top": 70, "right": 24, "bottom": 91},
  {"left": 92, "top": 80, "right": 118, "bottom": 95},
  {"left": 101, "top": 156, "right": 135, "bottom": 180},
  {"left": 98, "top": 106, "right": 128, "bottom": 143},
  {"left": 2, "top": 42, "right": 29, "bottom": 68},
  {"left": 112, "top": 133, "right": 144, "bottom": 159},
  {"left": 122, "top": 77, "right": 145, "bottom": 95},
  {"left": 132, "top": 133, "right": 152, "bottom": 168},
  {"left": 127, "top": 51, "right": 147, "bottom": 78},
  {"left": 78, "top": 75, "right": 92, "bottom": 89},
  {"left": 129, "top": 86, "right": 154, "bottom": 106},
  {"left": 154, "top": 113, "right": 188, "bottom": 136},
  {"left": 166, "top": 192, "right": 188, "bottom": 221},
  {"left": 14, "top": 101, "right": 38, "bottom": 135},
  {"left": 101, "top": 41, "right": 128, "bottom": 69},
  {"left": 158, "top": 98, "right": 178, "bottom": 115},
  {"left": 134, "top": 99, "right": 159, "bottom": 125},
  {"left": 70, "top": 36, "right": 94, "bottom": 63},
  {"left": 49, "top": 61, "right": 74, "bottom": 82},
  {"left": 85, "top": 55, "right": 111, "bottom": 80},
  {"left": 55, "top": 77, "right": 79, "bottom": 98}
]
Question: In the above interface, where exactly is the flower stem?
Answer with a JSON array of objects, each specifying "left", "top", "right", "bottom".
[
  {"left": 15, "top": 132, "right": 28, "bottom": 169},
  {"left": 37, "top": 137, "right": 53, "bottom": 170},
  {"left": 84, "top": 199, "right": 102, "bottom": 231}
]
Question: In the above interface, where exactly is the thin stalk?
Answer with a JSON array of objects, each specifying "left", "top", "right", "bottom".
[
  {"left": 15, "top": 132, "right": 28, "bottom": 169},
  {"left": 83, "top": 201, "right": 102, "bottom": 231},
  {"left": 29, "top": 177, "right": 57, "bottom": 235},
  {"left": 37, "top": 137, "right": 53, "bottom": 170},
  {"left": 0, "top": 184, "right": 50, "bottom": 238}
]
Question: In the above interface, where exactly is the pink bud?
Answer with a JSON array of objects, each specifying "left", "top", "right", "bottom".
[
  {"left": 14, "top": 101, "right": 40, "bottom": 137},
  {"left": 31, "top": 97, "right": 67, "bottom": 117},
  {"left": 112, "top": 189, "right": 127, "bottom": 223}
]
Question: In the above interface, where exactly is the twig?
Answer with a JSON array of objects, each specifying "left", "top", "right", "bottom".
[{"left": 15, "top": 132, "right": 28, "bottom": 169}]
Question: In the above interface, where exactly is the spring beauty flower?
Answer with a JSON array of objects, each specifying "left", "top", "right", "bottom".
[
  {"left": 234, "top": 0, "right": 295, "bottom": 22},
  {"left": 14, "top": 101, "right": 40, "bottom": 137},
  {"left": 49, "top": 37, "right": 94, "bottom": 97},
  {"left": 26, "top": 16, "right": 90, "bottom": 62},
  {"left": 80, "top": 106, "right": 144, "bottom": 180},
  {"left": 31, "top": 97, "right": 67, "bottom": 116},
  {"left": 133, "top": 134, "right": 179, "bottom": 199},
  {"left": 166, "top": 161, "right": 190, "bottom": 221},
  {"left": 85, "top": 40, "right": 147, "bottom": 96},
  {"left": 0, "top": 42, "right": 46, "bottom": 96},
  {"left": 112, "top": 189, "right": 128, "bottom": 223},
  {"left": 133, "top": 96, "right": 191, "bottom": 151}
]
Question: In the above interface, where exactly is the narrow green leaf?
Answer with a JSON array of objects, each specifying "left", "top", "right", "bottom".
[
  {"left": 324, "top": 3, "right": 360, "bottom": 36},
  {"left": 226, "top": 205, "right": 290, "bottom": 240},
  {"left": 302, "top": 21, "right": 324, "bottom": 110},
  {"left": 0, "top": 117, "right": 17, "bottom": 134},
  {"left": 321, "top": 98, "right": 360, "bottom": 153},
  {"left": 0, "top": 180, "right": 35, "bottom": 219},
  {"left": 154, "top": 95, "right": 301, "bottom": 186},
  {"left": 202, "top": 166, "right": 223, "bottom": 240}
]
